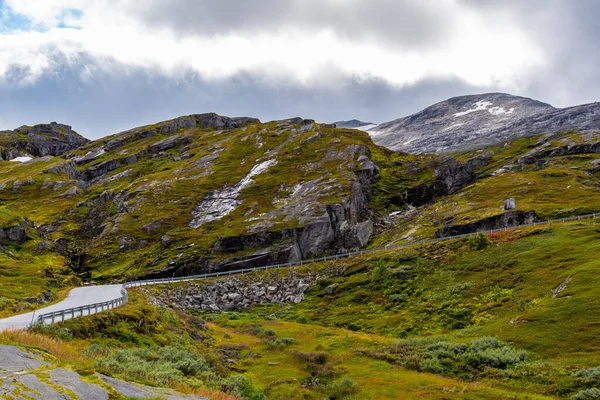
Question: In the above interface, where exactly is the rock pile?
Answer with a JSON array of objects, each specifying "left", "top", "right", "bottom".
[{"left": 144, "top": 268, "right": 340, "bottom": 312}]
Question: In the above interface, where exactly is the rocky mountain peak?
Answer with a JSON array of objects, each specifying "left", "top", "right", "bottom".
[{"left": 363, "top": 93, "right": 600, "bottom": 154}]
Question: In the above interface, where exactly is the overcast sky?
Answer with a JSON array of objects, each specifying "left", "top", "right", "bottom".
[{"left": 0, "top": 0, "right": 599, "bottom": 139}]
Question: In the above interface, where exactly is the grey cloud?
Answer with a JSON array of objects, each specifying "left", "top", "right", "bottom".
[
  {"left": 127, "top": 0, "right": 457, "bottom": 50},
  {"left": 0, "top": 56, "right": 489, "bottom": 139},
  {"left": 461, "top": 0, "right": 600, "bottom": 106}
]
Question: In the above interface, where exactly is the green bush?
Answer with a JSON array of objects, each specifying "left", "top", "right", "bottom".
[
  {"left": 574, "top": 367, "right": 600, "bottom": 382},
  {"left": 327, "top": 377, "right": 360, "bottom": 399},
  {"left": 94, "top": 345, "right": 217, "bottom": 387},
  {"left": 467, "top": 233, "right": 491, "bottom": 251},
  {"left": 267, "top": 337, "right": 296, "bottom": 350},
  {"left": 29, "top": 322, "right": 73, "bottom": 341},
  {"left": 376, "top": 337, "right": 527, "bottom": 380},
  {"left": 572, "top": 388, "right": 600, "bottom": 400},
  {"left": 371, "top": 260, "right": 388, "bottom": 283},
  {"left": 447, "top": 282, "right": 474, "bottom": 295},
  {"left": 223, "top": 375, "right": 265, "bottom": 400}
]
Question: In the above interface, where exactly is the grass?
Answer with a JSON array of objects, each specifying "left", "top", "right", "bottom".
[{"left": 9, "top": 222, "right": 600, "bottom": 398}]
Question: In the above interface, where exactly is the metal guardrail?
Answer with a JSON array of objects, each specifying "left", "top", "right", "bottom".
[
  {"left": 31, "top": 212, "right": 599, "bottom": 327},
  {"left": 32, "top": 288, "right": 128, "bottom": 326}
]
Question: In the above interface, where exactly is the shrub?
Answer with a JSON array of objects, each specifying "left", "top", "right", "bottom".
[
  {"left": 467, "top": 233, "right": 491, "bottom": 251},
  {"left": 572, "top": 388, "right": 600, "bottom": 400},
  {"left": 29, "top": 322, "right": 73, "bottom": 341},
  {"left": 296, "top": 315, "right": 309, "bottom": 324},
  {"left": 371, "top": 260, "right": 388, "bottom": 283},
  {"left": 574, "top": 367, "right": 600, "bottom": 382},
  {"left": 223, "top": 375, "right": 265, "bottom": 400},
  {"left": 327, "top": 378, "right": 360, "bottom": 399},
  {"left": 267, "top": 337, "right": 296, "bottom": 350},
  {"left": 377, "top": 337, "right": 527, "bottom": 380},
  {"left": 448, "top": 282, "right": 474, "bottom": 295}
]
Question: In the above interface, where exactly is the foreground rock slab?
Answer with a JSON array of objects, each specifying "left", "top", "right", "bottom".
[{"left": 0, "top": 344, "right": 207, "bottom": 399}]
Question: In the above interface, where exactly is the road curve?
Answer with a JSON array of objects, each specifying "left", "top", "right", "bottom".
[{"left": 0, "top": 284, "right": 124, "bottom": 331}]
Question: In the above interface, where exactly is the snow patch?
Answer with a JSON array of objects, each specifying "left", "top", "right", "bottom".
[
  {"left": 189, "top": 159, "right": 278, "bottom": 228},
  {"left": 9, "top": 157, "right": 33, "bottom": 163},
  {"left": 455, "top": 100, "right": 516, "bottom": 118},
  {"left": 488, "top": 106, "right": 515, "bottom": 116},
  {"left": 454, "top": 100, "right": 493, "bottom": 117}
]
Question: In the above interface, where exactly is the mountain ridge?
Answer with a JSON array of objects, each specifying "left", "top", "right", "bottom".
[{"left": 364, "top": 92, "right": 600, "bottom": 153}]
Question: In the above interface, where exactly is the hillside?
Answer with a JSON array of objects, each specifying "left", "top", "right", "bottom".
[
  {"left": 0, "top": 113, "right": 455, "bottom": 309},
  {"left": 367, "top": 93, "right": 600, "bottom": 153},
  {"left": 4, "top": 111, "right": 600, "bottom": 398}
]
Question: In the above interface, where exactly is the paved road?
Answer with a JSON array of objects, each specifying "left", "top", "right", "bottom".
[{"left": 0, "top": 284, "right": 124, "bottom": 331}]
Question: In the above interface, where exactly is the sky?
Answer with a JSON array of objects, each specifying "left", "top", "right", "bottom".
[{"left": 0, "top": 0, "right": 599, "bottom": 139}]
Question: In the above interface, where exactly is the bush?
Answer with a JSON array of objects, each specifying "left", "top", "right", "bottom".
[
  {"left": 468, "top": 233, "right": 491, "bottom": 251},
  {"left": 375, "top": 337, "right": 527, "bottom": 380},
  {"left": 267, "top": 337, "right": 296, "bottom": 350},
  {"left": 574, "top": 367, "right": 600, "bottom": 382},
  {"left": 94, "top": 345, "right": 218, "bottom": 387},
  {"left": 371, "top": 260, "right": 388, "bottom": 283},
  {"left": 572, "top": 388, "right": 600, "bottom": 400},
  {"left": 223, "top": 375, "right": 265, "bottom": 400},
  {"left": 448, "top": 282, "right": 474, "bottom": 295},
  {"left": 29, "top": 323, "right": 73, "bottom": 341},
  {"left": 327, "top": 378, "right": 360, "bottom": 399}
]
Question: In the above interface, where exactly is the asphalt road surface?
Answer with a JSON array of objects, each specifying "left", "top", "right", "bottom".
[{"left": 0, "top": 284, "right": 124, "bottom": 331}]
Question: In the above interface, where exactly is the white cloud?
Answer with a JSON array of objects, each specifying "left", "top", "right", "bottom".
[{"left": 0, "top": 0, "right": 544, "bottom": 90}]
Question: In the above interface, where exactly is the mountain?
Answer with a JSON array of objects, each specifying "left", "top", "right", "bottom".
[
  {"left": 367, "top": 93, "right": 600, "bottom": 153},
  {"left": 0, "top": 113, "right": 428, "bottom": 285},
  {"left": 7, "top": 112, "right": 600, "bottom": 399},
  {"left": 333, "top": 119, "right": 376, "bottom": 129}
]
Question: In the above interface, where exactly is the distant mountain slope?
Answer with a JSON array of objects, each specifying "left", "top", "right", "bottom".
[
  {"left": 333, "top": 119, "right": 375, "bottom": 129},
  {"left": 368, "top": 93, "right": 600, "bottom": 153}
]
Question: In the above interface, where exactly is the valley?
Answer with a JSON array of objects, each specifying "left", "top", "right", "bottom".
[{"left": 2, "top": 93, "right": 600, "bottom": 399}]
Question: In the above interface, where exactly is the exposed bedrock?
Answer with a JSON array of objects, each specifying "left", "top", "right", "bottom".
[
  {"left": 392, "top": 156, "right": 479, "bottom": 207},
  {"left": 435, "top": 211, "right": 538, "bottom": 238},
  {"left": 140, "top": 152, "right": 379, "bottom": 279},
  {"left": 0, "top": 219, "right": 33, "bottom": 245}
]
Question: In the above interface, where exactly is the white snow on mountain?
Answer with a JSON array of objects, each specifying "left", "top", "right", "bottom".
[{"left": 9, "top": 156, "right": 33, "bottom": 163}]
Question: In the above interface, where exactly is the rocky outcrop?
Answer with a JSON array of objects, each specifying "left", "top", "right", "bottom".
[
  {"left": 0, "top": 122, "right": 89, "bottom": 160},
  {"left": 102, "top": 113, "right": 260, "bottom": 154},
  {"left": 0, "top": 219, "right": 33, "bottom": 244},
  {"left": 207, "top": 151, "right": 379, "bottom": 267},
  {"left": 143, "top": 267, "right": 341, "bottom": 312},
  {"left": 0, "top": 220, "right": 32, "bottom": 245},
  {"left": 396, "top": 156, "right": 476, "bottom": 207},
  {"left": 435, "top": 211, "right": 538, "bottom": 238},
  {"left": 518, "top": 139, "right": 600, "bottom": 167}
]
